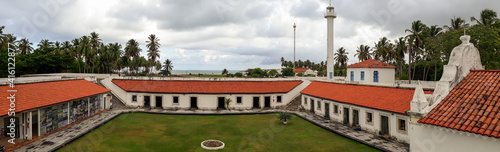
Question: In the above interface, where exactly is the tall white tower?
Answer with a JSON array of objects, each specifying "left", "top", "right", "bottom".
[{"left": 325, "top": 4, "right": 336, "bottom": 79}]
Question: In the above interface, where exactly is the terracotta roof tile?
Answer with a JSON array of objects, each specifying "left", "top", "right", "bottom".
[
  {"left": 300, "top": 81, "right": 432, "bottom": 114},
  {"left": 112, "top": 80, "right": 302, "bottom": 94},
  {"left": 418, "top": 70, "right": 500, "bottom": 138},
  {"left": 346, "top": 59, "right": 396, "bottom": 68},
  {"left": 294, "top": 68, "right": 309, "bottom": 73},
  {"left": 0, "top": 79, "right": 110, "bottom": 117}
]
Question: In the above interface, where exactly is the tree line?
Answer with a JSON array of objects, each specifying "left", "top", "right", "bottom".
[
  {"left": 0, "top": 29, "right": 174, "bottom": 77},
  {"left": 282, "top": 9, "right": 500, "bottom": 81}
]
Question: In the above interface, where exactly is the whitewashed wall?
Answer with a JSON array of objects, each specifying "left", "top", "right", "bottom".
[
  {"left": 124, "top": 92, "right": 292, "bottom": 110},
  {"left": 101, "top": 77, "right": 128, "bottom": 105},
  {"left": 410, "top": 123, "right": 500, "bottom": 152},
  {"left": 346, "top": 67, "right": 395, "bottom": 84},
  {"left": 109, "top": 79, "right": 307, "bottom": 109},
  {"left": 301, "top": 94, "right": 409, "bottom": 143}
]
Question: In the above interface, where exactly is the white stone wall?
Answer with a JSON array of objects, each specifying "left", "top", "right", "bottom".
[
  {"left": 410, "top": 123, "right": 500, "bottom": 152},
  {"left": 124, "top": 92, "right": 291, "bottom": 110},
  {"left": 101, "top": 77, "right": 128, "bottom": 104},
  {"left": 346, "top": 67, "right": 395, "bottom": 84},
  {"left": 301, "top": 94, "right": 409, "bottom": 143},
  {"left": 109, "top": 79, "right": 307, "bottom": 109}
]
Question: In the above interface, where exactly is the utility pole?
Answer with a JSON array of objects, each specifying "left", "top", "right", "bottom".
[{"left": 293, "top": 23, "right": 296, "bottom": 70}]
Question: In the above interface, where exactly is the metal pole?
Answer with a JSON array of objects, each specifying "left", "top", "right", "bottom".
[{"left": 293, "top": 23, "right": 296, "bottom": 70}]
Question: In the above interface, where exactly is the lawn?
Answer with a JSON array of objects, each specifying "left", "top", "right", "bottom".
[{"left": 57, "top": 113, "right": 380, "bottom": 152}]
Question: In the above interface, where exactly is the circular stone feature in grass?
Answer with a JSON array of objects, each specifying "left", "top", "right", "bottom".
[{"left": 201, "top": 139, "right": 225, "bottom": 150}]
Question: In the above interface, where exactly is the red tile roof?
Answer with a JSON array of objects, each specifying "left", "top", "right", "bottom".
[
  {"left": 418, "top": 70, "right": 500, "bottom": 138},
  {"left": 301, "top": 81, "right": 432, "bottom": 114},
  {"left": 294, "top": 68, "right": 309, "bottom": 73},
  {"left": 112, "top": 80, "right": 303, "bottom": 94},
  {"left": 0, "top": 79, "right": 110, "bottom": 117},
  {"left": 347, "top": 59, "right": 396, "bottom": 68}
]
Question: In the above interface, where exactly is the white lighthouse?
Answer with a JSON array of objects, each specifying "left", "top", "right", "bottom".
[{"left": 325, "top": 4, "right": 336, "bottom": 79}]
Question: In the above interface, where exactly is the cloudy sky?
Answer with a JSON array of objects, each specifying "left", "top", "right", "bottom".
[{"left": 1, "top": 0, "right": 499, "bottom": 70}]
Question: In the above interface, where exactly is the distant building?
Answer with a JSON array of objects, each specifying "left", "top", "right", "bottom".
[
  {"left": 294, "top": 67, "right": 317, "bottom": 76},
  {"left": 346, "top": 59, "right": 395, "bottom": 84}
]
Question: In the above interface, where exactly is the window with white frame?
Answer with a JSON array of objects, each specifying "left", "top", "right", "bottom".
[
  {"left": 132, "top": 95, "right": 137, "bottom": 102},
  {"left": 361, "top": 71, "right": 365, "bottom": 81},
  {"left": 236, "top": 96, "right": 242, "bottom": 104},
  {"left": 173, "top": 96, "right": 179, "bottom": 104},
  {"left": 398, "top": 118, "right": 406, "bottom": 131},
  {"left": 366, "top": 112, "right": 373, "bottom": 124}
]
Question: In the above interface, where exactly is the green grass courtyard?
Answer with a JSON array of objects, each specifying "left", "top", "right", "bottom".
[{"left": 57, "top": 113, "right": 380, "bottom": 152}]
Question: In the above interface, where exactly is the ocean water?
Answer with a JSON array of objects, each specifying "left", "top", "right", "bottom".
[{"left": 171, "top": 70, "right": 241, "bottom": 75}]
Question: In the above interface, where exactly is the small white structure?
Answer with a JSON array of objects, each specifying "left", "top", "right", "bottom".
[
  {"left": 325, "top": 4, "right": 336, "bottom": 79},
  {"left": 346, "top": 59, "right": 396, "bottom": 84},
  {"left": 294, "top": 68, "right": 317, "bottom": 76}
]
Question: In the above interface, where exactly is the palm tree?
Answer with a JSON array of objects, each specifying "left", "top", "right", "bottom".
[
  {"left": 161, "top": 59, "right": 173, "bottom": 76},
  {"left": 78, "top": 36, "right": 92, "bottom": 73},
  {"left": 118, "top": 56, "right": 130, "bottom": 74},
  {"left": 72, "top": 38, "right": 83, "bottom": 73},
  {"left": 428, "top": 25, "right": 443, "bottom": 37},
  {"left": 222, "top": 68, "right": 229, "bottom": 75},
  {"left": 54, "top": 41, "right": 62, "bottom": 54},
  {"left": 280, "top": 57, "right": 285, "bottom": 67},
  {"left": 125, "top": 39, "right": 141, "bottom": 58},
  {"left": 405, "top": 20, "right": 427, "bottom": 82},
  {"left": 2, "top": 34, "right": 17, "bottom": 50},
  {"left": 425, "top": 25, "right": 443, "bottom": 81},
  {"left": 125, "top": 39, "right": 141, "bottom": 73},
  {"left": 37, "top": 39, "right": 54, "bottom": 49},
  {"left": 89, "top": 32, "right": 102, "bottom": 54},
  {"left": 394, "top": 37, "right": 407, "bottom": 78},
  {"left": 444, "top": 17, "right": 469, "bottom": 31},
  {"left": 334, "top": 47, "right": 348, "bottom": 69},
  {"left": 146, "top": 34, "right": 161, "bottom": 74},
  {"left": 471, "top": 9, "right": 500, "bottom": 26},
  {"left": 61, "top": 41, "right": 72, "bottom": 56},
  {"left": 0, "top": 26, "right": 4, "bottom": 35},
  {"left": 108, "top": 43, "right": 122, "bottom": 73},
  {"left": 373, "top": 37, "right": 392, "bottom": 62},
  {"left": 17, "top": 38, "right": 33, "bottom": 54},
  {"left": 355, "top": 44, "right": 371, "bottom": 61}
]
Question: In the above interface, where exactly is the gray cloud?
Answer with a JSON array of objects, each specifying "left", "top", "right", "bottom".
[{"left": 1, "top": 0, "right": 499, "bottom": 70}]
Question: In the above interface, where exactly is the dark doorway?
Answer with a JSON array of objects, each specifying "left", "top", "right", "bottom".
[
  {"left": 155, "top": 96, "right": 163, "bottom": 108},
  {"left": 343, "top": 107, "right": 349, "bottom": 125},
  {"left": 190, "top": 97, "right": 198, "bottom": 109},
  {"left": 381, "top": 116, "right": 389, "bottom": 135},
  {"left": 253, "top": 97, "right": 260, "bottom": 108},
  {"left": 325, "top": 102, "right": 330, "bottom": 119},
  {"left": 144, "top": 96, "right": 150, "bottom": 107},
  {"left": 32, "top": 111, "right": 39, "bottom": 138},
  {"left": 310, "top": 99, "right": 315, "bottom": 112},
  {"left": 218, "top": 97, "right": 225, "bottom": 109},
  {"left": 353, "top": 109, "right": 359, "bottom": 126},
  {"left": 264, "top": 96, "right": 271, "bottom": 108}
]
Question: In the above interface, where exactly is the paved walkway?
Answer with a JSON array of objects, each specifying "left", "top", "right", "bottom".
[{"left": 14, "top": 109, "right": 408, "bottom": 152}]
